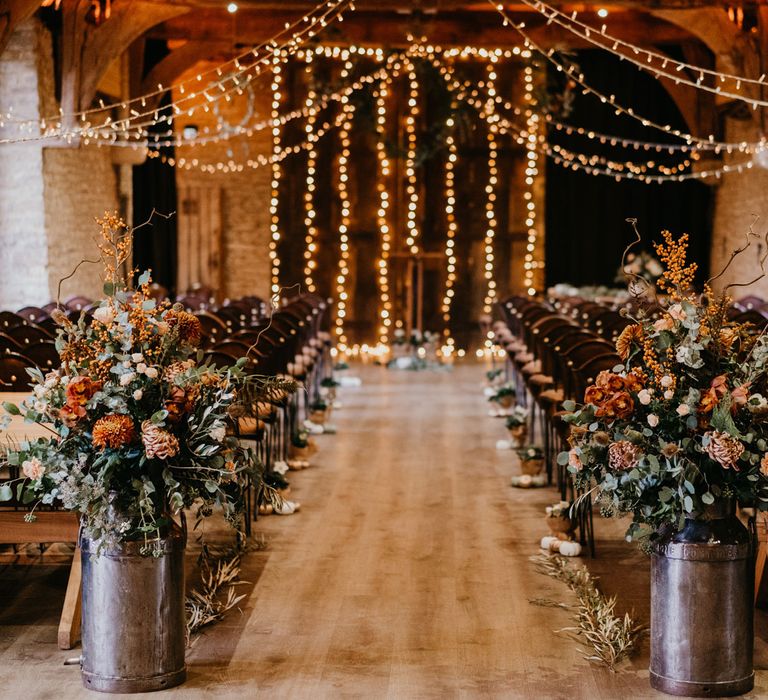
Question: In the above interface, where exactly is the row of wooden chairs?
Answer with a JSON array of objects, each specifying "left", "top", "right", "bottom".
[{"left": 494, "top": 295, "right": 627, "bottom": 556}]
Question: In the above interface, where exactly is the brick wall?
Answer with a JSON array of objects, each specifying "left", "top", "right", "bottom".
[
  {"left": 0, "top": 20, "right": 50, "bottom": 309},
  {"left": 174, "top": 82, "right": 272, "bottom": 300},
  {"left": 43, "top": 146, "right": 119, "bottom": 303},
  {"left": 710, "top": 116, "right": 768, "bottom": 298},
  {"left": 0, "top": 19, "right": 119, "bottom": 311}
]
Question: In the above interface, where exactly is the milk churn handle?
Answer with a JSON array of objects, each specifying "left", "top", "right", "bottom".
[{"left": 180, "top": 509, "right": 188, "bottom": 545}]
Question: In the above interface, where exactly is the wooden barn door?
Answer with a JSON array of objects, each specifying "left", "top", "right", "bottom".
[{"left": 177, "top": 186, "right": 223, "bottom": 298}]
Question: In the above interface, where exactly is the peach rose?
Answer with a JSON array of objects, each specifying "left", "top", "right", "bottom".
[{"left": 22, "top": 457, "right": 44, "bottom": 481}]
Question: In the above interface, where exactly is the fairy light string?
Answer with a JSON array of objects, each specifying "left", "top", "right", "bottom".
[
  {"left": 334, "top": 56, "right": 355, "bottom": 350},
  {"left": 487, "top": 1, "right": 763, "bottom": 154},
  {"left": 404, "top": 59, "right": 422, "bottom": 255},
  {"left": 481, "top": 57, "right": 500, "bottom": 318},
  {"left": 518, "top": 0, "right": 768, "bottom": 107},
  {"left": 374, "top": 78, "right": 394, "bottom": 347},
  {"left": 0, "top": 0, "right": 355, "bottom": 145},
  {"left": 522, "top": 62, "right": 541, "bottom": 296},
  {"left": 441, "top": 104, "right": 459, "bottom": 347},
  {"left": 268, "top": 51, "right": 284, "bottom": 296},
  {"left": 303, "top": 55, "right": 320, "bottom": 293}
]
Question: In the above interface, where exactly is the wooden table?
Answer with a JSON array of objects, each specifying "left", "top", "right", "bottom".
[{"left": 0, "top": 392, "right": 81, "bottom": 650}]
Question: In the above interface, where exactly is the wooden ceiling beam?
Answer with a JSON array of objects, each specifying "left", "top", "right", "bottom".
[
  {"left": 147, "top": 9, "right": 697, "bottom": 49},
  {"left": 135, "top": 0, "right": 766, "bottom": 10}
]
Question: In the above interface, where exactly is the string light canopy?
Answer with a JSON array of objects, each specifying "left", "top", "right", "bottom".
[
  {"left": 0, "top": 0, "right": 355, "bottom": 145},
  {"left": 487, "top": 1, "right": 765, "bottom": 155},
  {"left": 517, "top": 0, "right": 768, "bottom": 109}
]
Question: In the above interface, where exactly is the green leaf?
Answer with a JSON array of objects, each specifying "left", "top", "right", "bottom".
[
  {"left": 702, "top": 492, "right": 715, "bottom": 505},
  {"left": 684, "top": 495, "right": 694, "bottom": 513},
  {"left": 138, "top": 270, "right": 151, "bottom": 286},
  {"left": 0, "top": 483, "right": 12, "bottom": 501},
  {"left": 562, "top": 400, "right": 576, "bottom": 412},
  {"left": 2, "top": 402, "right": 20, "bottom": 416},
  {"left": 103, "top": 282, "right": 115, "bottom": 296},
  {"left": 684, "top": 480, "right": 695, "bottom": 494},
  {"left": 150, "top": 409, "right": 169, "bottom": 425},
  {"left": 556, "top": 451, "right": 570, "bottom": 466},
  {"left": 711, "top": 395, "right": 745, "bottom": 439}
]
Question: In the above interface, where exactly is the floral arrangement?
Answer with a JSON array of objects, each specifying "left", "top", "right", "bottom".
[
  {"left": 614, "top": 249, "right": 664, "bottom": 285},
  {"left": 309, "top": 398, "right": 328, "bottom": 413},
  {"left": 518, "top": 445, "right": 544, "bottom": 461},
  {"left": 391, "top": 328, "right": 438, "bottom": 349},
  {"left": 545, "top": 500, "right": 571, "bottom": 519},
  {"left": 505, "top": 406, "right": 528, "bottom": 429},
  {"left": 0, "top": 214, "right": 293, "bottom": 553},
  {"left": 488, "top": 382, "right": 516, "bottom": 404},
  {"left": 561, "top": 230, "right": 768, "bottom": 542},
  {"left": 291, "top": 428, "right": 310, "bottom": 449},
  {"left": 485, "top": 368, "right": 504, "bottom": 386}
]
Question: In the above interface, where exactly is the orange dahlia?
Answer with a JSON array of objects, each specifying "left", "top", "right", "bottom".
[
  {"left": 92, "top": 414, "right": 135, "bottom": 450},
  {"left": 165, "top": 309, "right": 203, "bottom": 346}
]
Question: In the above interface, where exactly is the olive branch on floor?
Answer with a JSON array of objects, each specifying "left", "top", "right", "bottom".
[
  {"left": 529, "top": 554, "right": 647, "bottom": 671},
  {"left": 184, "top": 540, "right": 264, "bottom": 645}
]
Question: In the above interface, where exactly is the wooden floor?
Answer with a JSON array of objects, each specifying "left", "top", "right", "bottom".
[{"left": 1, "top": 362, "right": 767, "bottom": 698}]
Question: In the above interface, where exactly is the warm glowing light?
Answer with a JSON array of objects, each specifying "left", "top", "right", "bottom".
[
  {"left": 596, "top": 7, "right": 608, "bottom": 18},
  {"left": 334, "top": 56, "right": 355, "bottom": 347},
  {"left": 269, "top": 51, "right": 284, "bottom": 296}
]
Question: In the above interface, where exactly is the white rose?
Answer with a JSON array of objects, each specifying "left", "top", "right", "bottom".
[
  {"left": 120, "top": 372, "right": 136, "bottom": 386},
  {"left": 660, "top": 375, "right": 673, "bottom": 388},
  {"left": 144, "top": 367, "right": 159, "bottom": 379},
  {"left": 677, "top": 404, "right": 690, "bottom": 416},
  {"left": 122, "top": 360, "right": 132, "bottom": 369},
  {"left": 647, "top": 414, "right": 659, "bottom": 427},
  {"left": 92, "top": 305, "right": 115, "bottom": 325},
  {"left": 664, "top": 390, "right": 674, "bottom": 400},
  {"left": 22, "top": 457, "right": 44, "bottom": 481},
  {"left": 133, "top": 389, "right": 143, "bottom": 401},
  {"left": 131, "top": 353, "right": 144, "bottom": 363},
  {"left": 638, "top": 389, "right": 652, "bottom": 406},
  {"left": 136, "top": 363, "right": 148, "bottom": 374}
]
